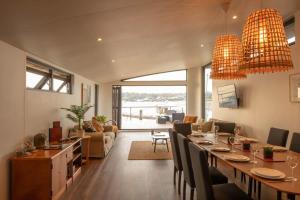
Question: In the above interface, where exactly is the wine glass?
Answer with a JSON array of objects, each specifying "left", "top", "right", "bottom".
[
  {"left": 214, "top": 125, "right": 220, "bottom": 143},
  {"left": 287, "top": 156, "right": 298, "bottom": 181},
  {"left": 250, "top": 143, "right": 259, "bottom": 164},
  {"left": 228, "top": 136, "right": 235, "bottom": 152}
]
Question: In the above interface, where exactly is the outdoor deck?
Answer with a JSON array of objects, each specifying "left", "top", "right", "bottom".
[{"left": 121, "top": 117, "right": 173, "bottom": 130}]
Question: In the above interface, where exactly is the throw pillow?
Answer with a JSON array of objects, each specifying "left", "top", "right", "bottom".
[
  {"left": 200, "top": 121, "right": 213, "bottom": 133},
  {"left": 83, "top": 121, "right": 96, "bottom": 132},
  {"left": 92, "top": 118, "right": 104, "bottom": 133}
]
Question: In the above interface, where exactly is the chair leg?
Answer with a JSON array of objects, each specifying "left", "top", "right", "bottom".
[
  {"left": 234, "top": 168, "right": 237, "bottom": 178},
  {"left": 183, "top": 181, "right": 187, "bottom": 200},
  {"left": 277, "top": 191, "right": 282, "bottom": 200},
  {"left": 258, "top": 182, "right": 261, "bottom": 200},
  {"left": 190, "top": 188, "right": 194, "bottom": 200},
  {"left": 254, "top": 180, "right": 257, "bottom": 193},
  {"left": 178, "top": 170, "right": 182, "bottom": 195},
  {"left": 287, "top": 193, "right": 296, "bottom": 200},
  {"left": 215, "top": 156, "right": 218, "bottom": 167},
  {"left": 248, "top": 177, "right": 253, "bottom": 197},
  {"left": 173, "top": 166, "right": 177, "bottom": 185},
  {"left": 210, "top": 155, "right": 214, "bottom": 166}
]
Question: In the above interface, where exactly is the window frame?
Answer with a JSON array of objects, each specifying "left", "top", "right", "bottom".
[
  {"left": 284, "top": 16, "right": 295, "bottom": 46},
  {"left": 121, "top": 69, "right": 187, "bottom": 82},
  {"left": 201, "top": 63, "right": 212, "bottom": 120},
  {"left": 26, "top": 57, "right": 73, "bottom": 94}
]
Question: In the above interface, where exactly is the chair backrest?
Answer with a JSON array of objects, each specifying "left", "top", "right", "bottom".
[
  {"left": 173, "top": 123, "right": 192, "bottom": 136},
  {"left": 290, "top": 132, "right": 300, "bottom": 153},
  {"left": 188, "top": 142, "right": 214, "bottom": 200},
  {"left": 214, "top": 122, "right": 236, "bottom": 134},
  {"left": 183, "top": 115, "right": 198, "bottom": 124},
  {"left": 168, "top": 129, "right": 183, "bottom": 171},
  {"left": 172, "top": 113, "right": 185, "bottom": 123},
  {"left": 177, "top": 134, "right": 195, "bottom": 187},
  {"left": 267, "top": 127, "right": 289, "bottom": 147}
]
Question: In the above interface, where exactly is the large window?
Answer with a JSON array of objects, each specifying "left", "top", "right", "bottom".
[
  {"left": 26, "top": 58, "right": 73, "bottom": 94},
  {"left": 121, "top": 86, "right": 187, "bottom": 129},
  {"left": 202, "top": 65, "right": 212, "bottom": 121},
  {"left": 123, "top": 70, "right": 187, "bottom": 81},
  {"left": 284, "top": 17, "right": 295, "bottom": 45}
]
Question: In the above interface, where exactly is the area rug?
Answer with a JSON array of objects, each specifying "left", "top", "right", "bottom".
[{"left": 128, "top": 141, "right": 173, "bottom": 160}]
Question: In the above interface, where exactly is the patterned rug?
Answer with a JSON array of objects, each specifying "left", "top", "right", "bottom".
[{"left": 128, "top": 141, "right": 173, "bottom": 160}]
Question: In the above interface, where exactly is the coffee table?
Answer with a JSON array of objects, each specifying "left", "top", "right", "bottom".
[{"left": 152, "top": 133, "right": 169, "bottom": 152}]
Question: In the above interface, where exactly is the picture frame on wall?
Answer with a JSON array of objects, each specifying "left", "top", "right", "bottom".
[
  {"left": 81, "top": 83, "right": 92, "bottom": 105},
  {"left": 289, "top": 73, "right": 300, "bottom": 103}
]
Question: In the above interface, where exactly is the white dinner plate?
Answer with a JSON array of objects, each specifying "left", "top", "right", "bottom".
[
  {"left": 250, "top": 168, "right": 286, "bottom": 180},
  {"left": 224, "top": 154, "right": 250, "bottom": 162},
  {"left": 196, "top": 140, "right": 213, "bottom": 145},
  {"left": 211, "top": 147, "right": 231, "bottom": 152},
  {"left": 217, "top": 132, "right": 233, "bottom": 136},
  {"left": 238, "top": 137, "right": 258, "bottom": 143}
]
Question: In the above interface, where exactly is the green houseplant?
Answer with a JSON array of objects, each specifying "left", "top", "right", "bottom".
[
  {"left": 61, "top": 104, "right": 93, "bottom": 130},
  {"left": 95, "top": 115, "right": 107, "bottom": 124}
]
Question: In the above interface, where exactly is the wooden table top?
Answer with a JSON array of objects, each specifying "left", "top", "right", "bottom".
[{"left": 188, "top": 133, "right": 300, "bottom": 195}]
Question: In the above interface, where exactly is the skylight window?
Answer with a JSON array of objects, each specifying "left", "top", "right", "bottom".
[{"left": 123, "top": 70, "right": 187, "bottom": 81}]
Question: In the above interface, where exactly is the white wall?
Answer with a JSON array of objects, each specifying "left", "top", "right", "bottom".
[
  {"left": 0, "top": 41, "right": 97, "bottom": 200},
  {"left": 212, "top": 11, "right": 300, "bottom": 145},
  {"left": 0, "top": 40, "right": 26, "bottom": 200}
]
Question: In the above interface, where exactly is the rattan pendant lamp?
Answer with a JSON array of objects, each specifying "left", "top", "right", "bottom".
[
  {"left": 211, "top": 0, "right": 246, "bottom": 80},
  {"left": 240, "top": 4, "right": 293, "bottom": 73}
]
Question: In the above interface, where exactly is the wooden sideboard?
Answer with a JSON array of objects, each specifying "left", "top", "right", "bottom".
[{"left": 11, "top": 138, "right": 82, "bottom": 200}]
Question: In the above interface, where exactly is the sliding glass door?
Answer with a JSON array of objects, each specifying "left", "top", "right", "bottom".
[
  {"left": 120, "top": 86, "right": 186, "bottom": 129},
  {"left": 202, "top": 65, "right": 213, "bottom": 121}
]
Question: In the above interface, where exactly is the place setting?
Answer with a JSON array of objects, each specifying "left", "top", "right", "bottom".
[
  {"left": 224, "top": 154, "right": 251, "bottom": 162},
  {"left": 195, "top": 140, "right": 214, "bottom": 145}
]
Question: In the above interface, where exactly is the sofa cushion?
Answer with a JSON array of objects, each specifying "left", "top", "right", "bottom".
[
  {"left": 104, "top": 131, "right": 116, "bottom": 140},
  {"left": 92, "top": 118, "right": 104, "bottom": 133},
  {"left": 201, "top": 121, "right": 213, "bottom": 133},
  {"left": 183, "top": 115, "right": 198, "bottom": 124},
  {"left": 214, "top": 122, "right": 236, "bottom": 134}
]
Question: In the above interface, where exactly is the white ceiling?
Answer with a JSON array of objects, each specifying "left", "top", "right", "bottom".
[{"left": 0, "top": 0, "right": 299, "bottom": 83}]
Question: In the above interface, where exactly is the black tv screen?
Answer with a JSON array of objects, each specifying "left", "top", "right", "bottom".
[{"left": 217, "top": 84, "right": 238, "bottom": 108}]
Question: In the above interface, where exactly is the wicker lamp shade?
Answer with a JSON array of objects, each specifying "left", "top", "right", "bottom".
[
  {"left": 211, "top": 34, "right": 246, "bottom": 79},
  {"left": 240, "top": 8, "right": 293, "bottom": 73}
]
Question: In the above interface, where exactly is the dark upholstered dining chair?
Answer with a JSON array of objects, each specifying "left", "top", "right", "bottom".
[
  {"left": 173, "top": 123, "right": 192, "bottom": 136},
  {"left": 177, "top": 134, "right": 228, "bottom": 200},
  {"left": 267, "top": 127, "right": 289, "bottom": 147},
  {"left": 290, "top": 132, "right": 300, "bottom": 153},
  {"left": 188, "top": 142, "right": 251, "bottom": 200},
  {"left": 169, "top": 129, "right": 183, "bottom": 194}
]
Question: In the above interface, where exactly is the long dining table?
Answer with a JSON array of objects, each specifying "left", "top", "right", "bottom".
[{"left": 188, "top": 132, "right": 300, "bottom": 200}]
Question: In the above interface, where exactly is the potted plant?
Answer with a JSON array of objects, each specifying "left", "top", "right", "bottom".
[
  {"left": 95, "top": 115, "right": 107, "bottom": 124},
  {"left": 263, "top": 146, "right": 274, "bottom": 159},
  {"left": 61, "top": 104, "right": 93, "bottom": 137}
]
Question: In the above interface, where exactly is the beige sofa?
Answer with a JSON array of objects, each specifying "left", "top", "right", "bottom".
[
  {"left": 77, "top": 119, "right": 119, "bottom": 158},
  {"left": 83, "top": 128, "right": 116, "bottom": 158}
]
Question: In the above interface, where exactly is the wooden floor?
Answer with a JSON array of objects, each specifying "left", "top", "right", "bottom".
[{"left": 61, "top": 132, "right": 289, "bottom": 200}]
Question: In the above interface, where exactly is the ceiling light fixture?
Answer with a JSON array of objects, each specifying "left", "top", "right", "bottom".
[
  {"left": 211, "top": 0, "right": 246, "bottom": 80},
  {"left": 97, "top": 38, "right": 102, "bottom": 42},
  {"left": 240, "top": 8, "right": 293, "bottom": 74},
  {"left": 200, "top": 44, "right": 204, "bottom": 47},
  {"left": 232, "top": 15, "right": 237, "bottom": 19},
  {"left": 112, "top": 59, "right": 116, "bottom": 63}
]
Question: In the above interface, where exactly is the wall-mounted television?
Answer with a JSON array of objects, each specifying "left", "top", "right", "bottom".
[{"left": 217, "top": 84, "right": 239, "bottom": 108}]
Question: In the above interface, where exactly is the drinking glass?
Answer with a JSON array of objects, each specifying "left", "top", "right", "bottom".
[
  {"left": 287, "top": 156, "right": 298, "bottom": 181},
  {"left": 228, "top": 136, "right": 235, "bottom": 152},
  {"left": 214, "top": 125, "right": 220, "bottom": 143},
  {"left": 250, "top": 143, "right": 259, "bottom": 164}
]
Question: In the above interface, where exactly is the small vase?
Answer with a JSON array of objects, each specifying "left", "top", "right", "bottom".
[{"left": 263, "top": 147, "right": 273, "bottom": 159}]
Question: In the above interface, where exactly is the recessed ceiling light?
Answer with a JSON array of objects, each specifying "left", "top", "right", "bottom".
[
  {"left": 97, "top": 38, "right": 102, "bottom": 42},
  {"left": 200, "top": 44, "right": 204, "bottom": 47},
  {"left": 232, "top": 15, "right": 238, "bottom": 19},
  {"left": 112, "top": 59, "right": 116, "bottom": 63}
]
